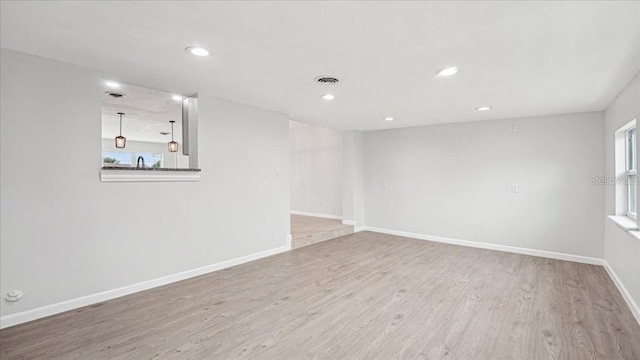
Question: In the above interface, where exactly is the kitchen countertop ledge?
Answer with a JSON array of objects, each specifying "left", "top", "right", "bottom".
[
  {"left": 100, "top": 167, "right": 201, "bottom": 182},
  {"left": 101, "top": 166, "right": 201, "bottom": 172}
]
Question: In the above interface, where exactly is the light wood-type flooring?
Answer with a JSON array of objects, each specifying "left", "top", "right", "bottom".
[{"left": 1, "top": 231, "right": 639, "bottom": 359}]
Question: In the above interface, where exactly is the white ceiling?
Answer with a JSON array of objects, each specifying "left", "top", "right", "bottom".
[
  {"left": 102, "top": 84, "right": 183, "bottom": 144},
  {"left": 1, "top": 1, "right": 639, "bottom": 131}
]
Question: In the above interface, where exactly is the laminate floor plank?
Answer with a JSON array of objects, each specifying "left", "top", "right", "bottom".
[{"left": 1, "top": 231, "right": 639, "bottom": 359}]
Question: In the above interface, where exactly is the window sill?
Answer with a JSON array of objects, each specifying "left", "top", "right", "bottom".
[
  {"left": 607, "top": 215, "right": 637, "bottom": 231},
  {"left": 100, "top": 168, "right": 201, "bottom": 182}
]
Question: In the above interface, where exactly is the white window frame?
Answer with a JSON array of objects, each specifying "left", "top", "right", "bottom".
[
  {"left": 626, "top": 126, "right": 637, "bottom": 220},
  {"left": 614, "top": 119, "right": 637, "bottom": 223}
]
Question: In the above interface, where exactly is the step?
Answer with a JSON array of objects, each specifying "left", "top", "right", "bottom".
[{"left": 291, "top": 224, "right": 354, "bottom": 249}]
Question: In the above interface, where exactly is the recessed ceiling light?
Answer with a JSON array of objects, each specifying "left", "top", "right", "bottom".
[
  {"left": 384, "top": 117, "right": 394, "bottom": 121},
  {"left": 322, "top": 94, "right": 335, "bottom": 100},
  {"left": 435, "top": 66, "right": 459, "bottom": 77},
  {"left": 476, "top": 106, "right": 492, "bottom": 111},
  {"left": 105, "top": 81, "right": 120, "bottom": 88},
  {"left": 185, "top": 46, "right": 209, "bottom": 57},
  {"left": 172, "top": 95, "right": 183, "bottom": 101}
]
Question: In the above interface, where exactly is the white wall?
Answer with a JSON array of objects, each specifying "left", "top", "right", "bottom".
[
  {"left": 0, "top": 49, "right": 290, "bottom": 322},
  {"left": 364, "top": 112, "right": 605, "bottom": 258},
  {"left": 604, "top": 71, "right": 640, "bottom": 315},
  {"left": 342, "top": 131, "right": 365, "bottom": 228},
  {"left": 101, "top": 139, "right": 189, "bottom": 169},
  {"left": 289, "top": 122, "right": 342, "bottom": 217}
]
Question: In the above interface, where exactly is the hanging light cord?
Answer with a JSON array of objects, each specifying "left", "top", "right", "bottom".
[
  {"left": 171, "top": 121, "right": 175, "bottom": 141},
  {"left": 119, "top": 113, "right": 123, "bottom": 136}
]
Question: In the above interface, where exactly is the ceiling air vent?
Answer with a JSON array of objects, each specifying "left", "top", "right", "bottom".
[
  {"left": 105, "top": 92, "right": 126, "bottom": 98},
  {"left": 314, "top": 76, "right": 339, "bottom": 85}
]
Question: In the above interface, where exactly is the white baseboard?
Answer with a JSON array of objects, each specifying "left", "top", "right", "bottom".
[
  {"left": 291, "top": 210, "right": 342, "bottom": 220},
  {"left": 286, "top": 234, "right": 293, "bottom": 250},
  {"left": 363, "top": 226, "right": 604, "bottom": 265},
  {"left": 354, "top": 226, "right": 365, "bottom": 233},
  {"left": 603, "top": 261, "right": 640, "bottom": 324},
  {"left": 0, "top": 245, "right": 290, "bottom": 329}
]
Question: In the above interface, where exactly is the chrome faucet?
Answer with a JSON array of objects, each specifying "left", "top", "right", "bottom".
[{"left": 136, "top": 156, "right": 145, "bottom": 169}]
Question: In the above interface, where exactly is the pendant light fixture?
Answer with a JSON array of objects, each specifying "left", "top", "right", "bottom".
[
  {"left": 168, "top": 120, "right": 178, "bottom": 152},
  {"left": 115, "top": 112, "right": 126, "bottom": 148}
]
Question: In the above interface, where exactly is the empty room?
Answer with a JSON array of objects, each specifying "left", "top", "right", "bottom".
[{"left": 1, "top": 1, "right": 639, "bottom": 359}]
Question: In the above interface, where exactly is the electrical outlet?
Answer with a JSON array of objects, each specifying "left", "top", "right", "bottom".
[
  {"left": 383, "top": 182, "right": 389, "bottom": 190},
  {"left": 512, "top": 184, "right": 519, "bottom": 193},
  {"left": 5, "top": 290, "right": 23, "bottom": 302},
  {"left": 511, "top": 123, "right": 517, "bottom": 132}
]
